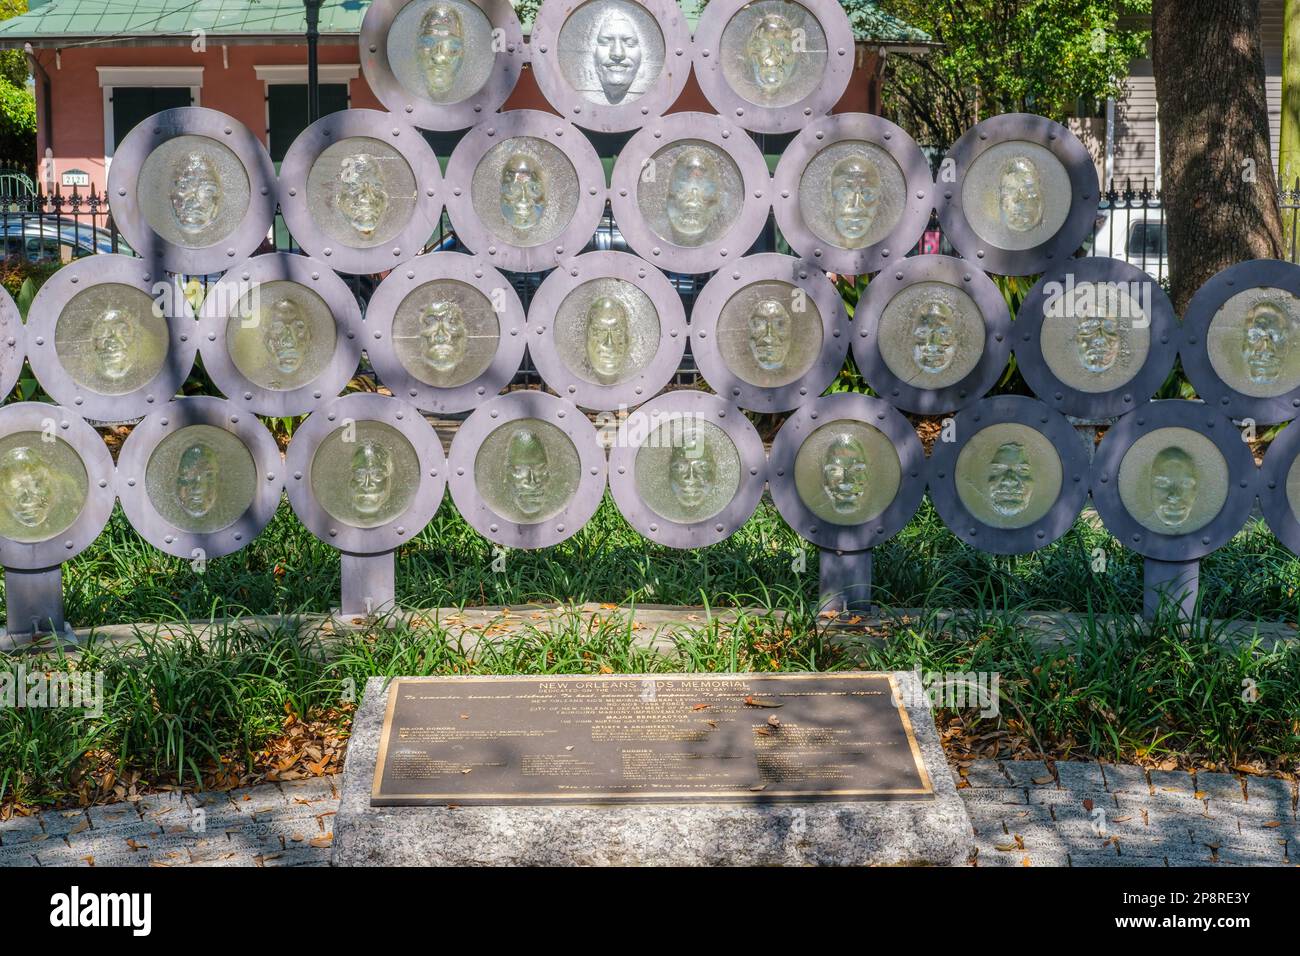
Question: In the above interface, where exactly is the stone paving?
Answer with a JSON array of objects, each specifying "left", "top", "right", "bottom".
[{"left": 1, "top": 762, "right": 1295, "bottom": 866}]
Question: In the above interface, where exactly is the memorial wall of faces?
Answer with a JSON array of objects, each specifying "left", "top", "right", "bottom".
[{"left": 0, "top": 0, "right": 1294, "bottom": 619}]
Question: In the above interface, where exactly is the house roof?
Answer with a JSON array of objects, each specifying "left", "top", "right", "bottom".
[{"left": 0, "top": 0, "right": 932, "bottom": 48}]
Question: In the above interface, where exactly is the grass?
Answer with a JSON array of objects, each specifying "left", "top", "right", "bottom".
[
  {"left": 2, "top": 491, "right": 1299, "bottom": 814},
  {"left": 15, "top": 491, "right": 1300, "bottom": 626},
  {"left": 2, "top": 592, "right": 1297, "bottom": 813}
]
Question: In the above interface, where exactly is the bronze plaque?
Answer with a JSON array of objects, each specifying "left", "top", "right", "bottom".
[{"left": 371, "top": 673, "right": 934, "bottom": 806}]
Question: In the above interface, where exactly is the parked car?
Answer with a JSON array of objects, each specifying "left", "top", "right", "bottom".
[
  {"left": 1088, "top": 206, "right": 1168, "bottom": 281},
  {"left": 1, "top": 218, "right": 122, "bottom": 263}
]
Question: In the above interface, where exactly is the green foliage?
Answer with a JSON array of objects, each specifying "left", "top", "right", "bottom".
[
  {"left": 877, "top": 0, "right": 1151, "bottom": 148},
  {"left": 0, "top": 0, "right": 33, "bottom": 168}
]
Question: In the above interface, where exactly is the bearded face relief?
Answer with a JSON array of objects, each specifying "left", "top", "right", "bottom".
[
  {"left": 1150, "top": 446, "right": 1197, "bottom": 529},
  {"left": 0, "top": 446, "right": 54, "bottom": 530},
  {"left": 337, "top": 153, "right": 389, "bottom": 238},
  {"left": 669, "top": 425, "right": 717, "bottom": 511},
  {"left": 592, "top": 10, "right": 643, "bottom": 103},
  {"left": 418, "top": 299, "right": 467, "bottom": 373},
  {"left": 263, "top": 298, "right": 309, "bottom": 375},
  {"left": 1242, "top": 300, "right": 1291, "bottom": 385},
  {"left": 821, "top": 434, "right": 868, "bottom": 515},
  {"left": 666, "top": 147, "right": 722, "bottom": 243},
  {"left": 418, "top": 3, "right": 465, "bottom": 96},
  {"left": 911, "top": 295, "right": 959, "bottom": 375},
  {"left": 986, "top": 441, "right": 1033, "bottom": 518},
  {"left": 176, "top": 442, "right": 220, "bottom": 520},
  {"left": 998, "top": 155, "right": 1045, "bottom": 234},
  {"left": 745, "top": 12, "right": 799, "bottom": 96},
  {"left": 91, "top": 308, "right": 137, "bottom": 382},
  {"left": 500, "top": 153, "right": 547, "bottom": 233},
  {"left": 1075, "top": 311, "right": 1124, "bottom": 374},
  {"left": 348, "top": 440, "right": 395, "bottom": 518},
  {"left": 169, "top": 151, "right": 221, "bottom": 235},
  {"left": 506, "top": 427, "right": 550, "bottom": 517},
  {"left": 747, "top": 298, "right": 793, "bottom": 371},
  {"left": 585, "top": 295, "right": 630, "bottom": 383},
  {"left": 829, "top": 155, "right": 881, "bottom": 247}
]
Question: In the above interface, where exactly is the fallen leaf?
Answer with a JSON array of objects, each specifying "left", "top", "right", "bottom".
[
  {"left": 1264, "top": 821, "right": 1282, "bottom": 828},
  {"left": 1032, "top": 775, "right": 1054, "bottom": 785},
  {"left": 68, "top": 819, "right": 90, "bottom": 835},
  {"left": 1082, "top": 798, "right": 1094, "bottom": 812},
  {"left": 309, "top": 834, "right": 333, "bottom": 848}
]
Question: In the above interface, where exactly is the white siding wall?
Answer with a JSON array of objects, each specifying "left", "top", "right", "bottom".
[{"left": 1111, "top": 0, "right": 1285, "bottom": 190}]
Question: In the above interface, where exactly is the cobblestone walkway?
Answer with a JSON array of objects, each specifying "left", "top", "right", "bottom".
[{"left": 1, "top": 762, "right": 1295, "bottom": 866}]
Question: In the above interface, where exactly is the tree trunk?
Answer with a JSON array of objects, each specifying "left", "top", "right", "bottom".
[
  {"left": 1153, "top": 0, "right": 1283, "bottom": 312},
  {"left": 1281, "top": 0, "right": 1300, "bottom": 256}
]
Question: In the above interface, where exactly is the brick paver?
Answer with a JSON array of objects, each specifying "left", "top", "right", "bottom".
[{"left": 0, "top": 762, "right": 1291, "bottom": 866}]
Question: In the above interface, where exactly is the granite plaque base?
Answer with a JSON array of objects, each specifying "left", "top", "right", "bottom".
[{"left": 332, "top": 673, "right": 971, "bottom": 866}]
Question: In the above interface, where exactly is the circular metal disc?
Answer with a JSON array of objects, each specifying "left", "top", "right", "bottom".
[
  {"left": 928, "top": 395, "right": 1090, "bottom": 554},
  {"left": 359, "top": 0, "right": 526, "bottom": 131},
  {"left": 197, "top": 253, "right": 363, "bottom": 417},
  {"left": 0, "top": 285, "right": 24, "bottom": 400},
  {"left": 107, "top": 107, "right": 277, "bottom": 275},
  {"left": 1180, "top": 259, "right": 1300, "bottom": 424},
  {"left": 691, "top": 0, "right": 855, "bottom": 134},
  {"left": 1016, "top": 258, "right": 1179, "bottom": 420},
  {"left": 26, "top": 254, "right": 197, "bottom": 424},
  {"left": 364, "top": 251, "right": 526, "bottom": 413},
  {"left": 851, "top": 254, "right": 1011, "bottom": 414},
  {"left": 443, "top": 110, "right": 608, "bottom": 273},
  {"left": 278, "top": 109, "right": 444, "bottom": 275},
  {"left": 285, "top": 392, "right": 447, "bottom": 555},
  {"left": 690, "top": 253, "right": 848, "bottom": 412},
  {"left": 0, "top": 403, "right": 115, "bottom": 570},
  {"left": 448, "top": 391, "right": 606, "bottom": 549},
  {"left": 1090, "top": 400, "right": 1258, "bottom": 560},
  {"left": 768, "top": 392, "right": 924, "bottom": 551},
  {"left": 1258, "top": 416, "right": 1300, "bottom": 556},
  {"left": 115, "top": 396, "right": 284, "bottom": 560},
  {"left": 935, "top": 113, "right": 1099, "bottom": 277},
  {"left": 773, "top": 113, "right": 934, "bottom": 276},
  {"left": 608, "top": 390, "right": 767, "bottom": 548},
  {"left": 529, "top": 0, "right": 693, "bottom": 133},
  {"left": 609, "top": 112, "right": 771, "bottom": 274},
  {"left": 525, "top": 250, "right": 686, "bottom": 410}
]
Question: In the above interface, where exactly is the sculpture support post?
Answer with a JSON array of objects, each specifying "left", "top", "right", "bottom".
[
  {"left": 304, "top": 0, "right": 323, "bottom": 122},
  {"left": 340, "top": 552, "right": 396, "bottom": 619},
  {"left": 1143, "top": 557, "right": 1199, "bottom": 621},
  {"left": 4, "top": 566, "right": 64, "bottom": 639},
  {"left": 818, "top": 547, "right": 873, "bottom": 617}
]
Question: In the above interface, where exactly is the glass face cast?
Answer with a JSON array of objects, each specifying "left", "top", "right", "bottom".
[
  {"left": 473, "top": 418, "right": 582, "bottom": 524},
  {"left": 554, "top": 278, "right": 660, "bottom": 386},
  {"left": 1117, "top": 427, "right": 1229, "bottom": 536},
  {"left": 798, "top": 141, "right": 906, "bottom": 251},
  {"left": 793, "top": 420, "right": 901, "bottom": 526},
  {"left": 719, "top": 0, "right": 828, "bottom": 108},
  {"left": 138, "top": 135, "right": 252, "bottom": 249},
  {"left": 387, "top": 0, "right": 496, "bottom": 105},
  {"left": 225, "top": 280, "right": 338, "bottom": 391},
  {"left": 54, "top": 284, "right": 170, "bottom": 396},
  {"left": 1040, "top": 281, "right": 1153, "bottom": 393},
  {"left": 470, "top": 137, "right": 580, "bottom": 247},
  {"left": 146, "top": 424, "right": 257, "bottom": 534},
  {"left": 961, "top": 141, "right": 1072, "bottom": 251},
  {"left": 954, "top": 422, "right": 1063, "bottom": 530},
  {"left": 1206, "top": 287, "right": 1300, "bottom": 398},
  {"left": 716, "top": 281, "right": 823, "bottom": 388},
  {"left": 637, "top": 140, "right": 744, "bottom": 248},
  {"left": 392, "top": 279, "right": 501, "bottom": 388},
  {"left": 634, "top": 416, "right": 741, "bottom": 524},
  {"left": 310, "top": 420, "right": 421, "bottom": 529},
  {"left": 557, "top": 0, "right": 666, "bottom": 106},
  {"left": 877, "top": 281, "right": 986, "bottom": 389},
  {"left": 305, "top": 137, "right": 419, "bottom": 249},
  {"left": 0, "top": 432, "right": 89, "bottom": 544}
]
